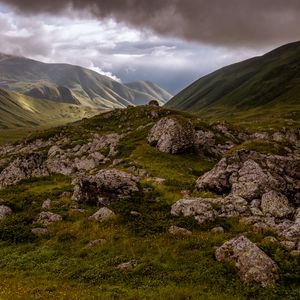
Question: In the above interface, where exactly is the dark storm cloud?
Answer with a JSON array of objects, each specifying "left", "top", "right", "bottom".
[{"left": 1, "top": 0, "right": 300, "bottom": 47}]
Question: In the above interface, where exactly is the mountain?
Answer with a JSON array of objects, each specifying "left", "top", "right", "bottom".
[
  {"left": 0, "top": 53, "right": 171, "bottom": 109},
  {"left": 166, "top": 41, "right": 300, "bottom": 119},
  {"left": 125, "top": 81, "right": 172, "bottom": 105},
  {"left": 0, "top": 88, "right": 98, "bottom": 129}
]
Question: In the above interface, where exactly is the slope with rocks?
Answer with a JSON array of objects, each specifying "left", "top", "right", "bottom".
[
  {"left": 166, "top": 41, "right": 300, "bottom": 121},
  {"left": 0, "top": 106, "right": 299, "bottom": 298}
]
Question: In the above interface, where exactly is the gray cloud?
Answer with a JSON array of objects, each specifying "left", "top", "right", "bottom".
[{"left": 1, "top": 0, "right": 300, "bottom": 47}]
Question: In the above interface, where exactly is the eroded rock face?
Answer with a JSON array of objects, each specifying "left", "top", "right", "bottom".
[
  {"left": 215, "top": 236, "right": 277, "bottom": 287},
  {"left": 261, "top": 191, "right": 293, "bottom": 218},
  {"left": 72, "top": 169, "right": 139, "bottom": 206},
  {"left": 148, "top": 117, "right": 195, "bottom": 154},
  {"left": 88, "top": 207, "right": 116, "bottom": 222},
  {"left": 171, "top": 198, "right": 217, "bottom": 224},
  {"left": 0, "top": 153, "right": 48, "bottom": 190}
]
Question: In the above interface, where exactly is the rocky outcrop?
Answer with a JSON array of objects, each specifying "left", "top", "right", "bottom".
[
  {"left": 148, "top": 117, "right": 195, "bottom": 154},
  {"left": 215, "top": 236, "right": 277, "bottom": 287},
  {"left": 36, "top": 212, "right": 63, "bottom": 226},
  {"left": 0, "top": 153, "right": 48, "bottom": 189},
  {"left": 0, "top": 205, "right": 12, "bottom": 219},
  {"left": 72, "top": 169, "right": 139, "bottom": 206},
  {"left": 88, "top": 207, "right": 116, "bottom": 222}
]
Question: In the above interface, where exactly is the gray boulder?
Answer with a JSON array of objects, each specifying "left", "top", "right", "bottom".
[
  {"left": 171, "top": 198, "right": 217, "bottom": 224},
  {"left": 230, "top": 160, "right": 280, "bottom": 200},
  {"left": 72, "top": 168, "right": 139, "bottom": 206},
  {"left": 88, "top": 207, "right": 116, "bottom": 222},
  {"left": 261, "top": 191, "right": 293, "bottom": 218},
  {"left": 215, "top": 236, "right": 277, "bottom": 287},
  {"left": 148, "top": 117, "right": 195, "bottom": 154},
  {"left": 36, "top": 212, "right": 63, "bottom": 226},
  {"left": 0, "top": 205, "right": 12, "bottom": 219}
]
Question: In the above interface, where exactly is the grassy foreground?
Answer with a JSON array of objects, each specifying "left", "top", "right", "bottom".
[{"left": 0, "top": 106, "right": 299, "bottom": 299}]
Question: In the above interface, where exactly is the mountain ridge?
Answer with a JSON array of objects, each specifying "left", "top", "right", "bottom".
[{"left": 165, "top": 41, "right": 300, "bottom": 119}]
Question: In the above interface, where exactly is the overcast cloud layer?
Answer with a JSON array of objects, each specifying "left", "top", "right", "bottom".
[{"left": 0, "top": 0, "right": 299, "bottom": 93}]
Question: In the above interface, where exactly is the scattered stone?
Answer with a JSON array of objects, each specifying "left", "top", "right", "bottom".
[
  {"left": 171, "top": 198, "right": 217, "bottom": 224},
  {"left": 86, "top": 239, "right": 107, "bottom": 248},
  {"left": 31, "top": 228, "right": 48, "bottom": 236},
  {"left": 211, "top": 227, "right": 224, "bottom": 234},
  {"left": 130, "top": 211, "right": 142, "bottom": 216},
  {"left": 0, "top": 205, "right": 12, "bottom": 219},
  {"left": 290, "top": 250, "right": 300, "bottom": 256},
  {"left": 42, "top": 199, "right": 51, "bottom": 210},
  {"left": 261, "top": 191, "right": 293, "bottom": 218},
  {"left": 168, "top": 226, "right": 192, "bottom": 236},
  {"left": 148, "top": 117, "right": 195, "bottom": 154},
  {"left": 116, "top": 260, "right": 138, "bottom": 270},
  {"left": 36, "top": 212, "right": 63, "bottom": 226},
  {"left": 215, "top": 236, "right": 278, "bottom": 287},
  {"left": 88, "top": 207, "right": 116, "bottom": 222},
  {"left": 61, "top": 191, "right": 72, "bottom": 198}
]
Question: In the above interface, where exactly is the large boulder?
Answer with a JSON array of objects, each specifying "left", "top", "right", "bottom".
[
  {"left": 230, "top": 160, "right": 281, "bottom": 200},
  {"left": 261, "top": 190, "right": 293, "bottom": 218},
  {"left": 215, "top": 236, "right": 277, "bottom": 287},
  {"left": 147, "top": 117, "right": 195, "bottom": 154},
  {"left": 72, "top": 168, "right": 139, "bottom": 206},
  {"left": 171, "top": 198, "right": 217, "bottom": 224},
  {"left": 0, "top": 153, "right": 48, "bottom": 189}
]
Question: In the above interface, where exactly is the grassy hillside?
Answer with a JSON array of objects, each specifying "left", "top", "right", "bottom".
[
  {"left": 0, "top": 88, "right": 99, "bottom": 130},
  {"left": 0, "top": 54, "right": 171, "bottom": 108},
  {"left": 0, "top": 106, "right": 299, "bottom": 299},
  {"left": 166, "top": 41, "right": 300, "bottom": 121}
]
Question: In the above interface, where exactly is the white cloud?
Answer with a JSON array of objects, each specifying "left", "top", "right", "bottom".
[{"left": 89, "top": 63, "right": 122, "bottom": 82}]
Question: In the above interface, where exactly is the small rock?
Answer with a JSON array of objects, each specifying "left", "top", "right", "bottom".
[
  {"left": 88, "top": 207, "right": 116, "bottom": 222},
  {"left": 116, "top": 260, "right": 138, "bottom": 270},
  {"left": 86, "top": 239, "right": 107, "bottom": 248},
  {"left": 130, "top": 211, "right": 142, "bottom": 216},
  {"left": 211, "top": 227, "right": 224, "bottom": 234},
  {"left": 215, "top": 236, "right": 277, "bottom": 287},
  {"left": 36, "top": 212, "right": 63, "bottom": 226},
  {"left": 168, "top": 226, "right": 192, "bottom": 236},
  {"left": 42, "top": 199, "right": 51, "bottom": 210},
  {"left": 0, "top": 205, "right": 12, "bottom": 219},
  {"left": 31, "top": 228, "right": 48, "bottom": 236}
]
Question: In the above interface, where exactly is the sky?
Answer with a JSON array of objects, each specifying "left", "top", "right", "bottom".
[{"left": 0, "top": 0, "right": 300, "bottom": 94}]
